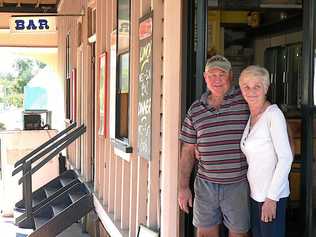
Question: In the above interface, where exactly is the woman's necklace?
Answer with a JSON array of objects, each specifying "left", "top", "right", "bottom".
[{"left": 250, "top": 101, "right": 269, "bottom": 128}]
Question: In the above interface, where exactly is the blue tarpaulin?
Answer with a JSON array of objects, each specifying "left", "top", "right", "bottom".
[{"left": 24, "top": 86, "right": 48, "bottom": 110}]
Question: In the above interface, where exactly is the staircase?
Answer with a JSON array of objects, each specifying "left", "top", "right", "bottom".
[{"left": 11, "top": 123, "right": 94, "bottom": 237}]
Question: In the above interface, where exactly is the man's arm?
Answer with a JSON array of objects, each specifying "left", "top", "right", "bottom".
[{"left": 178, "top": 142, "right": 196, "bottom": 213}]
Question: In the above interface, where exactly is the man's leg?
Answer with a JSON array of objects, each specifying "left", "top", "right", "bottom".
[
  {"left": 220, "top": 181, "right": 250, "bottom": 236},
  {"left": 197, "top": 225, "right": 220, "bottom": 237},
  {"left": 228, "top": 230, "right": 248, "bottom": 237},
  {"left": 193, "top": 177, "right": 221, "bottom": 237}
]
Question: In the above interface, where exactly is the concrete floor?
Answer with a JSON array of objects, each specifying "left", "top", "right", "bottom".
[
  {"left": 0, "top": 216, "right": 90, "bottom": 237},
  {"left": 57, "top": 222, "right": 90, "bottom": 237}
]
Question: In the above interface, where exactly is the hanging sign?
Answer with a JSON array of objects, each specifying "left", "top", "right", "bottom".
[
  {"left": 10, "top": 16, "right": 56, "bottom": 33},
  {"left": 137, "top": 13, "right": 153, "bottom": 160}
]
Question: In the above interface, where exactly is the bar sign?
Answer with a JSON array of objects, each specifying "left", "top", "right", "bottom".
[{"left": 10, "top": 16, "right": 56, "bottom": 33}]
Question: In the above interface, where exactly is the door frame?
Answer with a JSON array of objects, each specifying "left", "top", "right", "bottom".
[
  {"left": 191, "top": 1, "right": 316, "bottom": 237},
  {"left": 301, "top": 0, "right": 315, "bottom": 236}
]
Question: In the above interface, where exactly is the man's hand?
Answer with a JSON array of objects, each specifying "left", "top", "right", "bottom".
[
  {"left": 178, "top": 187, "right": 192, "bottom": 213},
  {"left": 261, "top": 198, "right": 276, "bottom": 222},
  {"left": 194, "top": 144, "right": 201, "bottom": 160},
  {"left": 178, "top": 142, "right": 195, "bottom": 213}
]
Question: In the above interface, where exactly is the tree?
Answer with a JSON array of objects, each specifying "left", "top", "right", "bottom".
[
  {"left": 0, "top": 57, "right": 46, "bottom": 108},
  {"left": 13, "top": 58, "right": 45, "bottom": 94}
]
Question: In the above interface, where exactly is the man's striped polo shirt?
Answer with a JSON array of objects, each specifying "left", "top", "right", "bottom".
[{"left": 180, "top": 86, "right": 249, "bottom": 184}]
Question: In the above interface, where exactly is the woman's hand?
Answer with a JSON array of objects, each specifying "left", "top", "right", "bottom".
[{"left": 261, "top": 198, "right": 277, "bottom": 222}]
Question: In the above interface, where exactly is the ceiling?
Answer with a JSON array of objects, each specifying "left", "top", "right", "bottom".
[{"left": 0, "top": 0, "right": 59, "bottom": 13}]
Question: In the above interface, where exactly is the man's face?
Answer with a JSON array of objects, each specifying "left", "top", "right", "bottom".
[{"left": 204, "top": 67, "right": 232, "bottom": 97}]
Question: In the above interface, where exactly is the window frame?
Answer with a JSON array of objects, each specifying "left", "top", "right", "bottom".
[
  {"left": 115, "top": 50, "right": 130, "bottom": 142},
  {"left": 111, "top": 0, "right": 132, "bottom": 153}
]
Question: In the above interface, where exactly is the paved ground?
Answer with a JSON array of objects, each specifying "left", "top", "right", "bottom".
[{"left": 0, "top": 216, "right": 90, "bottom": 237}]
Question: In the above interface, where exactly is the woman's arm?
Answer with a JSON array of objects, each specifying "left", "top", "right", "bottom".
[{"left": 266, "top": 107, "right": 293, "bottom": 201}]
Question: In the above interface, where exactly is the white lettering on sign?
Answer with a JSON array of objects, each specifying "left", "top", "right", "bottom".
[
  {"left": 137, "top": 38, "right": 153, "bottom": 159},
  {"left": 10, "top": 16, "right": 56, "bottom": 33},
  {"left": 138, "top": 98, "right": 151, "bottom": 116}
]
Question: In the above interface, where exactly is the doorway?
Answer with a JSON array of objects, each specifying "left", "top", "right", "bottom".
[{"left": 182, "top": 0, "right": 315, "bottom": 236}]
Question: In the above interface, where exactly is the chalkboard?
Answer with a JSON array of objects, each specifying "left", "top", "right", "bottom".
[{"left": 137, "top": 14, "right": 153, "bottom": 160}]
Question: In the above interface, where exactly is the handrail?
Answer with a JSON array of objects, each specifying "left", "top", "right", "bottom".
[
  {"left": 14, "top": 124, "right": 84, "bottom": 176},
  {"left": 14, "top": 122, "right": 77, "bottom": 168},
  {"left": 18, "top": 125, "right": 86, "bottom": 185},
  {"left": 12, "top": 123, "right": 80, "bottom": 176},
  {"left": 15, "top": 123, "right": 86, "bottom": 228}
]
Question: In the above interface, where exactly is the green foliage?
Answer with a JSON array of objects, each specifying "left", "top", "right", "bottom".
[
  {"left": 0, "top": 57, "right": 46, "bottom": 108},
  {"left": 7, "top": 93, "right": 23, "bottom": 107},
  {"left": 36, "top": 61, "right": 46, "bottom": 69},
  {"left": 14, "top": 59, "right": 36, "bottom": 93},
  {"left": 0, "top": 72, "right": 14, "bottom": 81},
  {"left": 0, "top": 122, "right": 5, "bottom": 130}
]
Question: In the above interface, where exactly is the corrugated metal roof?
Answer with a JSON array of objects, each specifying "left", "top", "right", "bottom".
[
  {"left": 0, "top": 0, "right": 58, "bottom": 13},
  {"left": 2, "top": 0, "right": 57, "bottom": 4}
]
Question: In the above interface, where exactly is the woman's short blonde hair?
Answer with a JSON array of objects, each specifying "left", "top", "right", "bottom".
[{"left": 239, "top": 65, "right": 270, "bottom": 91}]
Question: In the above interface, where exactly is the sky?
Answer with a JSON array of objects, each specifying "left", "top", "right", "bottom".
[{"left": 0, "top": 48, "right": 19, "bottom": 74}]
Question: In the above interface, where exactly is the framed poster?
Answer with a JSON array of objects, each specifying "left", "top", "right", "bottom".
[
  {"left": 137, "top": 13, "right": 153, "bottom": 160},
  {"left": 71, "top": 68, "right": 77, "bottom": 121},
  {"left": 98, "top": 52, "right": 107, "bottom": 136}
]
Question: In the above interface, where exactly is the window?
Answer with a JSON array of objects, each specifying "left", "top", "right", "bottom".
[
  {"left": 115, "top": 0, "right": 130, "bottom": 143},
  {"left": 116, "top": 52, "right": 129, "bottom": 139}
]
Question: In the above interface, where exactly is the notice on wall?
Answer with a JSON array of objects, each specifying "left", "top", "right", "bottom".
[{"left": 137, "top": 13, "right": 153, "bottom": 160}]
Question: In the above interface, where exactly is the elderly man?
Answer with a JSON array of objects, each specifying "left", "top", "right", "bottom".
[{"left": 178, "top": 55, "right": 250, "bottom": 237}]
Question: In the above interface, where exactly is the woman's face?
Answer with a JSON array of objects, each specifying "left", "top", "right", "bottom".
[{"left": 239, "top": 75, "right": 267, "bottom": 105}]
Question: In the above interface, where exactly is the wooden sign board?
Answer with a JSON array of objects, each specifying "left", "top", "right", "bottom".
[{"left": 137, "top": 13, "right": 153, "bottom": 160}]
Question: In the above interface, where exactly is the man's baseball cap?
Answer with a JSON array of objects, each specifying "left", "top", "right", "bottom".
[{"left": 205, "top": 55, "right": 231, "bottom": 73}]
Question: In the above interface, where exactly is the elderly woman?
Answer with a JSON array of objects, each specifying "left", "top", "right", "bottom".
[{"left": 239, "top": 65, "right": 293, "bottom": 237}]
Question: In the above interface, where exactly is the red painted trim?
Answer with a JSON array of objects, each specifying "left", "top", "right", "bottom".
[{"left": 71, "top": 68, "right": 77, "bottom": 121}]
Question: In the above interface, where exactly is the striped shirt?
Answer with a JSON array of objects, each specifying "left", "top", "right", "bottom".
[{"left": 179, "top": 86, "right": 249, "bottom": 184}]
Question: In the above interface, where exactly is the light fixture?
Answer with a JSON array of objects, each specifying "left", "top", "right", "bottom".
[{"left": 36, "top": 0, "right": 41, "bottom": 8}]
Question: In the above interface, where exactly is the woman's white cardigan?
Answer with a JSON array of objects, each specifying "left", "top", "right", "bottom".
[{"left": 241, "top": 104, "right": 293, "bottom": 202}]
